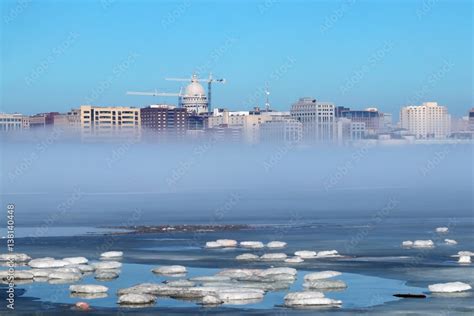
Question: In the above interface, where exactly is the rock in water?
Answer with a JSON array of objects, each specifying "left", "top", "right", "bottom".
[
  {"left": 236, "top": 253, "right": 259, "bottom": 261},
  {"left": 240, "top": 241, "right": 264, "bottom": 249},
  {"left": 304, "top": 271, "right": 342, "bottom": 281},
  {"left": 266, "top": 241, "right": 287, "bottom": 248},
  {"left": 152, "top": 265, "right": 187, "bottom": 275},
  {"left": 70, "top": 284, "right": 108, "bottom": 293},
  {"left": 294, "top": 250, "right": 317, "bottom": 258},
  {"left": 435, "top": 227, "right": 449, "bottom": 233},
  {"left": 412, "top": 240, "right": 434, "bottom": 248},
  {"left": 118, "top": 294, "right": 156, "bottom": 305},
  {"left": 428, "top": 282, "right": 472, "bottom": 293}
]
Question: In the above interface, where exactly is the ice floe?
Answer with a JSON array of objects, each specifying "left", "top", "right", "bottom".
[
  {"left": 0, "top": 253, "right": 31, "bottom": 262},
  {"left": 100, "top": 251, "right": 123, "bottom": 259},
  {"left": 28, "top": 258, "right": 69, "bottom": 269},
  {"left": 304, "top": 271, "right": 342, "bottom": 281},
  {"left": 236, "top": 253, "right": 259, "bottom": 261},
  {"left": 95, "top": 271, "right": 119, "bottom": 280},
  {"left": 215, "top": 239, "right": 238, "bottom": 247},
  {"left": 294, "top": 250, "right": 317, "bottom": 258},
  {"left": 267, "top": 241, "right": 287, "bottom": 248},
  {"left": 240, "top": 241, "right": 264, "bottom": 249},
  {"left": 48, "top": 272, "right": 82, "bottom": 281},
  {"left": 284, "top": 291, "right": 342, "bottom": 307},
  {"left": 444, "top": 239, "right": 457, "bottom": 245},
  {"left": 70, "top": 284, "right": 108, "bottom": 294},
  {"left": 285, "top": 256, "right": 304, "bottom": 263},
  {"left": 428, "top": 282, "right": 472, "bottom": 293},
  {"left": 152, "top": 265, "right": 187, "bottom": 275},
  {"left": 402, "top": 241, "right": 414, "bottom": 247},
  {"left": 303, "top": 279, "right": 347, "bottom": 290},
  {"left": 92, "top": 261, "right": 122, "bottom": 270},
  {"left": 163, "top": 279, "right": 195, "bottom": 287},
  {"left": 458, "top": 256, "right": 471, "bottom": 264},
  {"left": 435, "top": 227, "right": 449, "bottom": 233},
  {"left": 260, "top": 253, "right": 287, "bottom": 261},
  {"left": 412, "top": 240, "right": 435, "bottom": 248},
  {"left": 63, "top": 257, "right": 88, "bottom": 265},
  {"left": 316, "top": 250, "right": 342, "bottom": 258},
  {"left": 201, "top": 295, "right": 223, "bottom": 305},
  {"left": 118, "top": 293, "right": 156, "bottom": 305}
]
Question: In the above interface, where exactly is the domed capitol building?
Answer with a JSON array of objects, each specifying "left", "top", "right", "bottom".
[{"left": 180, "top": 74, "right": 208, "bottom": 114}]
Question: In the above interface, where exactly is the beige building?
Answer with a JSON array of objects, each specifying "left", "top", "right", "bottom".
[
  {"left": 0, "top": 113, "right": 29, "bottom": 132},
  {"left": 291, "top": 98, "right": 336, "bottom": 143},
  {"left": 400, "top": 102, "right": 451, "bottom": 139},
  {"left": 80, "top": 105, "right": 141, "bottom": 139}
]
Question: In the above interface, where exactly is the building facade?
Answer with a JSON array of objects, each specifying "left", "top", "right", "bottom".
[
  {"left": 290, "top": 98, "right": 336, "bottom": 143},
  {"left": 80, "top": 105, "right": 141, "bottom": 139},
  {"left": 0, "top": 113, "right": 28, "bottom": 132},
  {"left": 400, "top": 102, "right": 451, "bottom": 139},
  {"left": 140, "top": 105, "right": 187, "bottom": 139},
  {"left": 260, "top": 117, "right": 303, "bottom": 143}
]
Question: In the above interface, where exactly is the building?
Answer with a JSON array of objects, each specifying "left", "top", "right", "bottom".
[
  {"left": 336, "top": 118, "right": 366, "bottom": 144},
  {"left": 29, "top": 112, "right": 58, "bottom": 128},
  {"left": 140, "top": 105, "right": 187, "bottom": 139},
  {"left": 336, "top": 107, "right": 383, "bottom": 135},
  {"left": 260, "top": 116, "right": 302, "bottom": 143},
  {"left": 400, "top": 102, "right": 451, "bottom": 139},
  {"left": 467, "top": 109, "right": 474, "bottom": 129},
  {"left": 80, "top": 105, "right": 141, "bottom": 139},
  {"left": 0, "top": 113, "right": 28, "bottom": 132},
  {"left": 290, "top": 98, "right": 336, "bottom": 143},
  {"left": 179, "top": 74, "right": 208, "bottom": 114}
]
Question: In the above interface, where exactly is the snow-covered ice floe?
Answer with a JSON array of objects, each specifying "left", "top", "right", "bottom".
[
  {"left": 152, "top": 265, "right": 187, "bottom": 275},
  {"left": 294, "top": 250, "right": 317, "bottom": 259},
  {"left": 412, "top": 240, "right": 435, "bottom": 248},
  {"left": 28, "top": 258, "right": 69, "bottom": 269},
  {"left": 63, "top": 257, "right": 88, "bottom": 265},
  {"left": 303, "top": 279, "right": 347, "bottom": 290},
  {"left": 0, "top": 253, "right": 31, "bottom": 262},
  {"left": 304, "top": 271, "right": 342, "bottom": 281},
  {"left": 267, "top": 241, "right": 287, "bottom": 248},
  {"left": 435, "top": 227, "right": 449, "bottom": 233},
  {"left": 260, "top": 253, "right": 288, "bottom": 261},
  {"left": 240, "top": 241, "right": 264, "bottom": 249},
  {"left": 284, "top": 291, "right": 342, "bottom": 307},
  {"left": 205, "top": 239, "right": 238, "bottom": 248},
  {"left": 236, "top": 253, "right": 259, "bottom": 261},
  {"left": 428, "top": 282, "right": 472, "bottom": 293},
  {"left": 285, "top": 256, "right": 304, "bottom": 263},
  {"left": 70, "top": 284, "right": 108, "bottom": 294},
  {"left": 118, "top": 293, "right": 156, "bottom": 305},
  {"left": 92, "top": 261, "right": 122, "bottom": 270},
  {"left": 100, "top": 251, "right": 123, "bottom": 259},
  {"left": 444, "top": 239, "right": 457, "bottom": 245}
]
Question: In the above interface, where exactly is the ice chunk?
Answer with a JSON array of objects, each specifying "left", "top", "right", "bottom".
[
  {"left": 240, "top": 241, "right": 264, "bottom": 249},
  {"left": 48, "top": 272, "right": 82, "bottom": 281},
  {"left": 28, "top": 258, "right": 69, "bottom": 269},
  {"left": 0, "top": 253, "right": 31, "bottom": 262},
  {"left": 266, "top": 241, "right": 287, "bottom": 248},
  {"left": 118, "top": 293, "right": 156, "bottom": 305},
  {"left": 70, "top": 284, "right": 108, "bottom": 293},
  {"left": 316, "top": 250, "right": 341, "bottom": 258},
  {"left": 458, "top": 256, "right": 471, "bottom": 264},
  {"left": 201, "top": 295, "right": 223, "bottom": 305},
  {"left": 303, "top": 279, "right": 347, "bottom": 290},
  {"left": 100, "top": 251, "right": 123, "bottom": 259},
  {"left": 63, "top": 257, "right": 88, "bottom": 265},
  {"left": 95, "top": 271, "right": 119, "bottom": 280},
  {"left": 217, "top": 288, "right": 265, "bottom": 301},
  {"left": 259, "top": 267, "right": 297, "bottom": 277},
  {"left": 402, "top": 241, "right": 413, "bottom": 247},
  {"left": 428, "top": 282, "right": 472, "bottom": 293},
  {"left": 412, "top": 240, "right": 434, "bottom": 248},
  {"left": 236, "top": 253, "right": 259, "bottom": 261},
  {"left": 445, "top": 239, "right": 457, "bottom": 245},
  {"left": 215, "top": 239, "right": 238, "bottom": 247},
  {"left": 260, "top": 253, "right": 287, "bottom": 261},
  {"left": 163, "top": 279, "right": 195, "bottom": 287},
  {"left": 92, "top": 261, "right": 122, "bottom": 270},
  {"left": 285, "top": 256, "right": 304, "bottom": 263},
  {"left": 284, "top": 291, "right": 341, "bottom": 307},
  {"left": 205, "top": 241, "right": 222, "bottom": 248},
  {"left": 152, "top": 265, "right": 187, "bottom": 275},
  {"left": 191, "top": 275, "right": 232, "bottom": 283},
  {"left": 304, "top": 271, "right": 342, "bottom": 281},
  {"left": 435, "top": 227, "right": 449, "bottom": 233},
  {"left": 294, "top": 250, "right": 317, "bottom": 258}
]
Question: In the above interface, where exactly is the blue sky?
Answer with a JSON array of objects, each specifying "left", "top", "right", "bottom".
[{"left": 1, "top": 0, "right": 472, "bottom": 117}]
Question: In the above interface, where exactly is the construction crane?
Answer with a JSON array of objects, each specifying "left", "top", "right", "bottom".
[
  {"left": 126, "top": 88, "right": 183, "bottom": 97},
  {"left": 166, "top": 73, "right": 225, "bottom": 112}
]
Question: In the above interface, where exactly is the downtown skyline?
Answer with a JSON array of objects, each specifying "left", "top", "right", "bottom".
[{"left": 1, "top": 0, "right": 472, "bottom": 117}]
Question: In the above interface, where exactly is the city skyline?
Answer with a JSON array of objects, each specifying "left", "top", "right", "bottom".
[{"left": 2, "top": 0, "right": 472, "bottom": 117}]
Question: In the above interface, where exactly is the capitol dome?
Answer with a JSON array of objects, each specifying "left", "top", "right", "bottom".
[{"left": 185, "top": 80, "right": 205, "bottom": 96}]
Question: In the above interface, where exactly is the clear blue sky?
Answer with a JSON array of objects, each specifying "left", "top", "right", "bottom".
[{"left": 1, "top": 0, "right": 472, "bottom": 117}]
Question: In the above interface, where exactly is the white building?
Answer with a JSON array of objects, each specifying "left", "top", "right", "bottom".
[
  {"left": 179, "top": 75, "right": 208, "bottom": 114},
  {"left": 0, "top": 113, "right": 29, "bottom": 132},
  {"left": 290, "top": 98, "right": 336, "bottom": 143},
  {"left": 80, "top": 105, "right": 141, "bottom": 139},
  {"left": 260, "top": 116, "right": 302, "bottom": 143},
  {"left": 336, "top": 118, "right": 366, "bottom": 144},
  {"left": 400, "top": 102, "right": 451, "bottom": 139}
]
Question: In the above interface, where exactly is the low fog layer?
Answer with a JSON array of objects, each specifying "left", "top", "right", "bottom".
[{"left": 0, "top": 135, "right": 472, "bottom": 226}]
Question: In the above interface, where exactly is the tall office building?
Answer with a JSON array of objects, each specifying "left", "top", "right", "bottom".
[
  {"left": 260, "top": 117, "right": 303, "bottom": 143},
  {"left": 290, "top": 98, "right": 336, "bottom": 143},
  {"left": 80, "top": 105, "right": 141, "bottom": 139},
  {"left": 336, "top": 107, "right": 383, "bottom": 135},
  {"left": 140, "top": 105, "right": 187, "bottom": 139},
  {"left": 400, "top": 102, "right": 451, "bottom": 139}
]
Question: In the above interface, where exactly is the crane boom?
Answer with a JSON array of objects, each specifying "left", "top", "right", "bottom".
[{"left": 127, "top": 91, "right": 181, "bottom": 97}]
